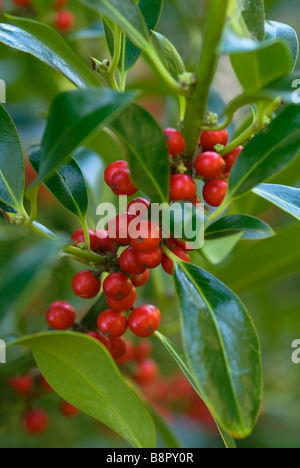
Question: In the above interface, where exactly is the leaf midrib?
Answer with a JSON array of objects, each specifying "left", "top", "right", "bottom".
[{"left": 0, "top": 167, "right": 22, "bottom": 210}]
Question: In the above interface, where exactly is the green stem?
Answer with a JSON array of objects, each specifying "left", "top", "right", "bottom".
[
  {"left": 182, "top": 0, "right": 230, "bottom": 156},
  {"left": 108, "top": 27, "right": 122, "bottom": 75},
  {"left": 64, "top": 246, "right": 106, "bottom": 265}
]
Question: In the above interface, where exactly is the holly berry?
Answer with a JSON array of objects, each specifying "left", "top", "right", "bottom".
[
  {"left": 223, "top": 145, "right": 243, "bottom": 173},
  {"left": 86, "top": 331, "right": 111, "bottom": 351},
  {"left": 200, "top": 129, "right": 229, "bottom": 151},
  {"left": 106, "top": 287, "right": 137, "bottom": 311},
  {"left": 135, "top": 340, "right": 153, "bottom": 363},
  {"left": 46, "top": 301, "right": 76, "bottom": 330},
  {"left": 104, "top": 161, "right": 128, "bottom": 187},
  {"left": 97, "top": 309, "right": 128, "bottom": 337},
  {"left": 129, "top": 305, "right": 161, "bottom": 338},
  {"left": 127, "top": 197, "right": 150, "bottom": 216},
  {"left": 109, "top": 337, "right": 127, "bottom": 360},
  {"left": 170, "top": 174, "right": 197, "bottom": 201},
  {"left": 72, "top": 228, "right": 100, "bottom": 251},
  {"left": 11, "top": 0, "right": 31, "bottom": 6},
  {"left": 162, "top": 248, "right": 190, "bottom": 275},
  {"left": 8, "top": 375, "right": 33, "bottom": 395},
  {"left": 134, "top": 359, "right": 158, "bottom": 385},
  {"left": 115, "top": 339, "right": 135, "bottom": 365},
  {"left": 72, "top": 271, "right": 101, "bottom": 299},
  {"left": 195, "top": 151, "right": 225, "bottom": 179},
  {"left": 23, "top": 409, "right": 49, "bottom": 435},
  {"left": 60, "top": 401, "right": 80, "bottom": 417},
  {"left": 163, "top": 128, "right": 186, "bottom": 155},
  {"left": 111, "top": 168, "right": 138, "bottom": 196},
  {"left": 119, "top": 247, "right": 147, "bottom": 275},
  {"left": 55, "top": 10, "right": 74, "bottom": 31},
  {"left": 95, "top": 229, "right": 114, "bottom": 252},
  {"left": 131, "top": 269, "right": 150, "bottom": 287},
  {"left": 107, "top": 213, "right": 135, "bottom": 245},
  {"left": 203, "top": 179, "right": 228, "bottom": 207},
  {"left": 103, "top": 272, "right": 133, "bottom": 300},
  {"left": 136, "top": 246, "right": 163, "bottom": 269},
  {"left": 130, "top": 220, "right": 162, "bottom": 252}
]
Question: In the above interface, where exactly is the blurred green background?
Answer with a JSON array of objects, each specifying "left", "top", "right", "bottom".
[{"left": 0, "top": 0, "right": 299, "bottom": 448}]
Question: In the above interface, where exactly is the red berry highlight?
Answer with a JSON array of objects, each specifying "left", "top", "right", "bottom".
[
  {"left": 195, "top": 151, "right": 225, "bottom": 179},
  {"left": 200, "top": 129, "right": 229, "bottom": 151},
  {"left": 72, "top": 271, "right": 101, "bottom": 299},
  {"left": 203, "top": 179, "right": 228, "bottom": 207},
  {"left": 46, "top": 301, "right": 76, "bottom": 330},
  {"left": 129, "top": 305, "right": 161, "bottom": 338},
  {"left": 97, "top": 309, "right": 128, "bottom": 337},
  {"left": 164, "top": 128, "right": 186, "bottom": 155}
]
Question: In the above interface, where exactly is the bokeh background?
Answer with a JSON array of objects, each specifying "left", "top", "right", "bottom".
[{"left": 0, "top": 0, "right": 299, "bottom": 448}]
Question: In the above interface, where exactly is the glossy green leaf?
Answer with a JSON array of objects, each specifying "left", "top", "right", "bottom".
[
  {"left": 0, "top": 239, "right": 64, "bottom": 321},
  {"left": 29, "top": 146, "right": 88, "bottom": 220},
  {"left": 174, "top": 262, "right": 262, "bottom": 438},
  {"left": 205, "top": 214, "right": 275, "bottom": 240},
  {"left": 265, "top": 21, "right": 299, "bottom": 69},
  {"left": 216, "top": 223, "right": 300, "bottom": 292},
  {"left": 226, "top": 106, "right": 300, "bottom": 202},
  {"left": 9, "top": 332, "right": 156, "bottom": 448},
  {"left": 148, "top": 406, "right": 182, "bottom": 449},
  {"left": 0, "top": 105, "right": 24, "bottom": 213},
  {"left": 252, "top": 71, "right": 300, "bottom": 104},
  {"left": 0, "top": 17, "right": 100, "bottom": 88},
  {"left": 252, "top": 184, "right": 300, "bottom": 221},
  {"left": 80, "top": 0, "right": 150, "bottom": 51},
  {"left": 238, "top": 0, "right": 265, "bottom": 41},
  {"left": 202, "top": 233, "right": 243, "bottom": 265},
  {"left": 36, "top": 88, "right": 136, "bottom": 182},
  {"left": 155, "top": 332, "right": 237, "bottom": 448},
  {"left": 152, "top": 31, "right": 185, "bottom": 80},
  {"left": 110, "top": 104, "right": 169, "bottom": 203}
]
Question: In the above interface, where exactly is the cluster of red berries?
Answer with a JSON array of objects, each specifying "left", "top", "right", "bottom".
[
  {"left": 7, "top": 373, "right": 79, "bottom": 435},
  {"left": 10, "top": 0, "right": 75, "bottom": 32}
]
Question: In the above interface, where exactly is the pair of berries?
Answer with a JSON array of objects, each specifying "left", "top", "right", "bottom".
[
  {"left": 105, "top": 160, "right": 138, "bottom": 196},
  {"left": 72, "top": 228, "right": 114, "bottom": 253}
]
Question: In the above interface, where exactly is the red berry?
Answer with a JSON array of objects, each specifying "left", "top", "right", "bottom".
[
  {"left": 109, "top": 337, "right": 127, "bottom": 360},
  {"left": 130, "top": 220, "right": 162, "bottom": 252},
  {"left": 203, "top": 179, "right": 228, "bottom": 207},
  {"left": 107, "top": 213, "right": 135, "bottom": 245},
  {"left": 106, "top": 287, "right": 137, "bottom": 311},
  {"left": 164, "top": 128, "right": 186, "bottom": 155},
  {"left": 95, "top": 229, "right": 114, "bottom": 252},
  {"left": 223, "top": 146, "right": 243, "bottom": 172},
  {"left": 127, "top": 197, "right": 150, "bottom": 216},
  {"left": 200, "top": 129, "right": 229, "bottom": 151},
  {"left": 134, "top": 359, "right": 158, "bottom": 385},
  {"left": 46, "top": 301, "right": 76, "bottom": 330},
  {"left": 55, "top": 10, "right": 75, "bottom": 31},
  {"left": 97, "top": 309, "right": 128, "bottom": 337},
  {"left": 23, "top": 409, "right": 49, "bottom": 435},
  {"left": 129, "top": 305, "right": 161, "bottom": 338},
  {"left": 12, "top": 0, "right": 31, "bottom": 6},
  {"left": 86, "top": 331, "right": 111, "bottom": 351},
  {"left": 8, "top": 375, "right": 33, "bottom": 395},
  {"left": 115, "top": 339, "right": 135, "bottom": 365},
  {"left": 170, "top": 174, "right": 196, "bottom": 201},
  {"left": 104, "top": 161, "right": 128, "bottom": 187},
  {"left": 120, "top": 247, "right": 147, "bottom": 275},
  {"left": 131, "top": 270, "right": 150, "bottom": 287},
  {"left": 174, "top": 238, "right": 196, "bottom": 252},
  {"left": 136, "top": 246, "right": 163, "bottom": 269},
  {"left": 111, "top": 168, "right": 138, "bottom": 196},
  {"left": 60, "top": 401, "right": 80, "bottom": 417},
  {"left": 195, "top": 151, "right": 225, "bottom": 179},
  {"left": 162, "top": 248, "right": 190, "bottom": 275},
  {"left": 72, "top": 271, "right": 101, "bottom": 299},
  {"left": 103, "top": 272, "right": 133, "bottom": 300},
  {"left": 72, "top": 228, "right": 100, "bottom": 251},
  {"left": 135, "top": 340, "right": 153, "bottom": 362}
]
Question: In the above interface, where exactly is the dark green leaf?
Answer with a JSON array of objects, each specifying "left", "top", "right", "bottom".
[
  {"left": 0, "top": 105, "right": 24, "bottom": 213},
  {"left": 81, "top": 293, "right": 108, "bottom": 328},
  {"left": 73, "top": 147, "right": 104, "bottom": 210},
  {"left": 205, "top": 214, "right": 275, "bottom": 240},
  {"left": 174, "top": 262, "right": 262, "bottom": 438},
  {"left": 152, "top": 31, "right": 185, "bottom": 80},
  {"left": 0, "top": 17, "right": 100, "bottom": 88},
  {"left": 155, "top": 332, "right": 237, "bottom": 448},
  {"left": 252, "top": 183, "right": 300, "bottom": 221},
  {"left": 110, "top": 103, "right": 169, "bottom": 203},
  {"left": 36, "top": 88, "right": 136, "bottom": 182},
  {"left": 29, "top": 146, "right": 88, "bottom": 220},
  {"left": 252, "top": 71, "right": 300, "bottom": 105},
  {"left": 265, "top": 20, "right": 299, "bottom": 70},
  {"left": 226, "top": 106, "right": 300, "bottom": 201},
  {"left": 8, "top": 332, "right": 156, "bottom": 448}
]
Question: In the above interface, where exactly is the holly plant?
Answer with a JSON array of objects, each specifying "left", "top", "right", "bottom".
[{"left": 0, "top": 0, "right": 300, "bottom": 449}]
